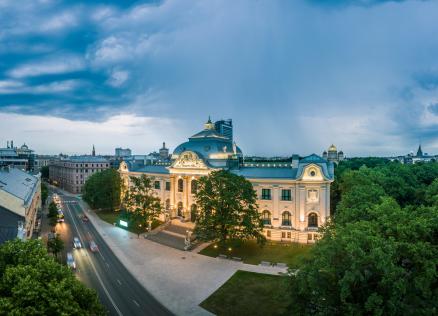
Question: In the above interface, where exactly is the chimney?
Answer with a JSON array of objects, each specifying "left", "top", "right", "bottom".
[
  {"left": 11, "top": 140, "right": 14, "bottom": 148},
  {"left": 7, "top": 141, "right": 9, "bottom": 148}
]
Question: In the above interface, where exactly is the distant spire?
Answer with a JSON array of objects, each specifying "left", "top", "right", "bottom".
[
  {"left": 92, "top": 145, "right": 96, "bottom": 156},
  {"left": 416, "top": 144, "right": 423, "bottom": 157}
]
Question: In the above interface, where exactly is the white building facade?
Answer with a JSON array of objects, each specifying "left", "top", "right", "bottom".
[{"left": 119, "top": 119, "right": 334, "bottom": 243}]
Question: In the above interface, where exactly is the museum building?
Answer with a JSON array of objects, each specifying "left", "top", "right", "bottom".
[{"left": 119, "top": 118, "right": 334, "bottom": 243}]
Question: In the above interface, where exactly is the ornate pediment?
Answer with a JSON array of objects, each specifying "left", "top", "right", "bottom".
[{"left": 171, "top": 151, "right": 208, "bottom": 169}]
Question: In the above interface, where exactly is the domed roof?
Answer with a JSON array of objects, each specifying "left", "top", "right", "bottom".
[
  {"left": 173, "top": 119, "right": 242, "bottom": 160},
  {"left": 328, "top": 144, "right": 337, "bottom": 152},
  {"left": 21, "top": 143, "right": 28, "bottom": 150}
]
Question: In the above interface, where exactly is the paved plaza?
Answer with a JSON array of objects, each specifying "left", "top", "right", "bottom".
[{"left": 81, "top": 202, "right": 287, "bottom": 315}]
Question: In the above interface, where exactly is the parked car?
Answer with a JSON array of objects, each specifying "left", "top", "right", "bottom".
[
  {"left": 73, "top": 237, "right": 82, "bottom": 249},
  {"left": 89, "top": 240, "right": 98, "bottom": 252},
  {"left": 66, "top": 252, "right": 76, "bottom": 270},
  {"left": 82, "top": 215, "right": 89, "bottom": 222}
]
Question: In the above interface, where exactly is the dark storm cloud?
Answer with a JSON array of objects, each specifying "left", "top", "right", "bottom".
[{"left": 0, "top": 0, "right": 438, "bottom": 155}]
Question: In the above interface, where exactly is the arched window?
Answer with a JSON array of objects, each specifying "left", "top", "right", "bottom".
[
  {"left": 262, "top": 210, "right": 271, "bottom": 225},
  {"left": 282, "top": 211, "right": 291, "bottom": 226},
  {"left": 178, "top": 178, "right": 184, "bottom": 192},
  {"left": 191, "top": 180, "right": 198, "bottom": 194},
  {"left": 165, "top": 199, "right": 170, "bottom": 211},
  {"left": 308, "top": 213, "right": 318, "bottom": 228},
  {"left": 177, "top": 202, "right": 183, "bottom": 217},
  {"left": 191, "top": 204, "right": 197, "bottom": 222}
]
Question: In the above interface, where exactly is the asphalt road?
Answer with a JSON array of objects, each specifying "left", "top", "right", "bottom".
[{"left": 56, "top": 192, "right": 172, "bottom": 316}]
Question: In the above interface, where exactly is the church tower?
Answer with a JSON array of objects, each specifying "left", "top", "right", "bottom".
[
  {"left": 92, "top": 145, "right": 96, "bottom": 156},
  {"left": 416, "top": 144, "right": 423, "bottom": 157}
]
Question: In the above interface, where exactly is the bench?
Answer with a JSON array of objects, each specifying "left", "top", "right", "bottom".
[{"left": 218, "top": 254, "right": 228, "bottom": 259}]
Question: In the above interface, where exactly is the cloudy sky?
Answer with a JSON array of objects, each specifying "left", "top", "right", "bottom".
[{"left": 1, "top": 0, "right": 438, "bottom": 157}]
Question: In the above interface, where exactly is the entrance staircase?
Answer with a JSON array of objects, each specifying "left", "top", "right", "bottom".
[{"left": 146, "top": 219, "right": 197, "bottom": 251}]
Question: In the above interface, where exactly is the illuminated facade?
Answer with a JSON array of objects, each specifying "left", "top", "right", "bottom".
[{"left": 119, "top": 118, "right": 334, "bottom": 243}]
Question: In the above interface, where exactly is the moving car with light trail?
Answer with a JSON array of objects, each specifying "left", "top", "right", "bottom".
[
  {"left": 73, "top": 237, "right": 82, "bottom": 249},
  {"left": 66, "top": 252, "right": 76, "bottom": 270},
  {"left": 89, "top": 240, "right": 98, "bottom": 252}
]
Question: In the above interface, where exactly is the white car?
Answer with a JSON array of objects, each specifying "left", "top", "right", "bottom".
[
  {"left": 73, "top": 237, "right": 82, "bottom": 249},
  {"left": 89, "top": 240, "right": 98, "bottom": 252},
  {"left": 66, "top": 252, "right": 76, "bottom": 270}
]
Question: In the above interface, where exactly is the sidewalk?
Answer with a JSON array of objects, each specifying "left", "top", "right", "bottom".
[{"left": 82, "top": 205, "right": 287, "bottom": 315}]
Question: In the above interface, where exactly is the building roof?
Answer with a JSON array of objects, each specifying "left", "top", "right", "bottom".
[
  {"left": 68, "top": 156, "right": 109, "bottom": 163},
  {"left": 132, "top": 165, "right": 170, "bottom": 174},
  {"left": 0, "top": 148, "right": 19, "bottom": 157},
  {"left": 0, "top": 167, "right": 39, "bottom": 206},
  {"left": 232, "top": 167, "right": 298, "bottom": 179}
]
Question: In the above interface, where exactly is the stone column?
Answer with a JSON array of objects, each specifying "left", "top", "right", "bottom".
[
  {"left": 170, "top": 175, "right": 176, "bottom": 217},
  {"left": 273, "top": 186, "right": 279, "bottom": 223},
  {"left": 319, "top": 184, "right": 326, "bottom": 224},
  {"left": 185, "top": 176, "right": 190, "bottom": 219},
  {"left": 299, "top": 186, "right": 306, "bottom": 231}
]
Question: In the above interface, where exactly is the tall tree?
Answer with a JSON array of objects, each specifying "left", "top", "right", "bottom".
[
  {"left": 41, "top": 182, "right": 48, "bottom": 205},
  {"left": 40, "top": 166, "right": 49, "bottom": 179},
  {"left": 194, "top": 170, "right": 265, "bottom": 245},
  {"left": 0, "top": 239, "right": 105, "bottom": 315},
  {"left": 123, "top": 174, "right": 163, "bottom": 236},
  {"left": 289, "top": 159, "right": 438, "bottom": 315},
  {"left": 47, "top": 233, "right": 64, "bottom": 259},
  {"left": 83, "top": 168, "right": 122, "bottom": 211}
]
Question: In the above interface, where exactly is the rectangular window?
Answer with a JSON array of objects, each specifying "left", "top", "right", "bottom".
[
  {"left": 281, "top": 189, "right": 291, "bottom": 201},
  {"left": 154, "top": 181, "right": 160, "bottom": 190},
  {"left": 287, "top": 232, "right": 291, "bottom": 239},
  {"left": 267, "top": 230, "right": 271, "bottom": 238},
  {"left": 281, "top": 232, "right": 285, "bottom": 238},
  {"left": 261, "top": 189, "right": 271, "bottom": 200},
  {"left": 165, "top": 182, "right": 171, "bottom": 191}
]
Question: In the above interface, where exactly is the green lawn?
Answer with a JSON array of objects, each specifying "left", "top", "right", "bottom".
[
  {"left": 199, "top": 239, "right": 312, "bottom": 268},
  {"left": 94, "top": 210, "right": 162, "bottom": 233},
  {"left": 95, "top": 210, "right": 119, "bottom": 225},
  {"left": 200, "top": 270, "right": 290, "bottom": 316}
]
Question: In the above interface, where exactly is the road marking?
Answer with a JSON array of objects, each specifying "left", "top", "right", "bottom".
[
  {"left": 132, "top": 299, "right": 140, "bottom": 307},
  {"left": 117, "top": 279, "right": 122, "bottom": 285},
  {"left": 64, "top": 201, "right": 123, "bottom": 316}
]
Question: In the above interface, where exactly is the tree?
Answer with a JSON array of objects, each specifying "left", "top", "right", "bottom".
[
  {"left": 40, "top": 166, "right": 49, "bottom": 179},
  {"left": 41, "top": 182, "right": 48, "bottom": 205},
  {"left": 193, "top": 170, "right": 265, "bottom": 245},
  {"left": 123, "top": 174, "right": 163, "bottom": 237},
  {"left": 0, "top": 239, "right": 105, "bottom": 315},
  {"left": 47, "top": 233, "right": 64, "bottom": 259},
  {"left": 288, "top": 159, "right": 438, "bottom": 315},
  {"left": 425, "top": 178, "right": 438, "bottom": 206},
  {"left": 289, "top": 199, "right": 438, "bottom": 315},
  {"left": 83, "top": 168, "right": 121, "bottom": 211}
]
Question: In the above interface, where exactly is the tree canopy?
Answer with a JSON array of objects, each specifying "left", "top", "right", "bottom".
[
  {"left": 194, "top": 170, "right": 265, "bottom": 245},
  {"left": 289, "top": 160, "right": 438, "bottom": 315},
  {"left": 122, "top": 174, "right": 163, "bottom": 235},
  {"left": 0, "top": 239, "right": 105, "bottom": 315},
  {"left": 83, "top": 168, "right": 122, "bottom": 211}
]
